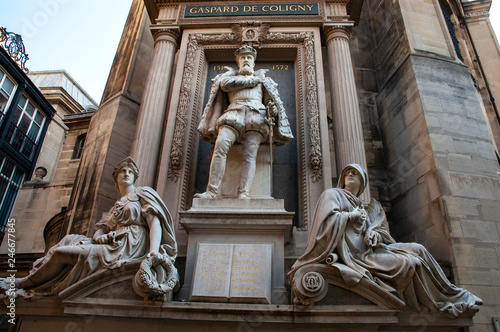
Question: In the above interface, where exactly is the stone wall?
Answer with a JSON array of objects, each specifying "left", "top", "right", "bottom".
[
  {"left": 33, "top": 109, "right": 67, "bottom": 182},
  {"left": 361, "top": 0, "right": 500, "bottom": 330},
  {"left": 362, "top": 0, "right": 452, "bottom": 258},
  {"left": 463, "top": 0, "right": 500, "bottom": 156},
  {"left": 415, "top": 53, "right": 500, "bottom": 332},
  {"left": 63, "top": 0, "right": 155, "bottom": 236},
  {"left": 350, "top": 3, "right": 390, "bottom": 207}
]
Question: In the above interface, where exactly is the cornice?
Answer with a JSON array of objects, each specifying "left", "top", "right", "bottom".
[
  {"left": 462, "top": 0, "right": 491, "bottom": 20},
  {"left": 39, "top": 86, "right": 85, "bottom": 114}
]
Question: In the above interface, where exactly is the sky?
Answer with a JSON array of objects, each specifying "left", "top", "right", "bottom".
[
  {"left": 0, "top": 0, "right": 133, "bottom": 104},
  {"left": 488, "top": 1, "right": 500, "bottom": 41},
  {"left": 0, "top": 0, "right": 499, "bottom": 105}
]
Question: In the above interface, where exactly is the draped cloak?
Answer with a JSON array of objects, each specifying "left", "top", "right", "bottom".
[
  {"left": 288, "top": 187, "right": 481, "bottom": 317},
  {"left": 25, "top": 186, "right": 177, "bottom": 297}
]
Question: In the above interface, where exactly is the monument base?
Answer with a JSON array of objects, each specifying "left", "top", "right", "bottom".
[{"left": 179, "top": 198, "right": 294, "bottom": 304}]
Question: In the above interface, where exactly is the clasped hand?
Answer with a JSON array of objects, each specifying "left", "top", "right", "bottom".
[
  {"left": 94, "top": 233, "right": 111, "bottom": 244},
  {"left": 349, "top": 208, "right": 379, "bottom": 247},
  {"left": 93, "top": 231, "right": 129, "bottom": 244},
  {"left": 349, "top": 207, "right": 367, "bottom": 223}
]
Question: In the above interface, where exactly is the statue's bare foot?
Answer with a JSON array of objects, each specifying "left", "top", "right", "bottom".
[
  {"left": 194, "top": 191, "right": 217, "bottom": 199},
  {"left": 0, "top": 277, "right": 29, "bottom": 299},
  {"left": 0, "top": 277, "right": 25, "bottom": 290},
  {"left": 0, "top": 278, "right": 9, "bottom": 291},
  {"left": 466, "top": 304, "right": 480, "bottom": 314}
]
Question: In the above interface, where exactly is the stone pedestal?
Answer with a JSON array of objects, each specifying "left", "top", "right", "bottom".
[{"left": 179, "top": 198, "right": 294, "bottom": 304}]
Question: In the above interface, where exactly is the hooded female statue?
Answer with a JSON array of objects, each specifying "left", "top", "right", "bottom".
[
  {"left": 289, "top": 164, "right": 482, "bottom": 317},
  {"left": 1, "top": 157, "right": 177, "bottom": 298}
]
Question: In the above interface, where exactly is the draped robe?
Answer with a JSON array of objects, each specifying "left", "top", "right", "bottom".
[
  {"left": 24, "top": 187, "right": 177, "bottom": 297},
  {"left": 289, "top": 188, "right": 481, "bottom": 317}
]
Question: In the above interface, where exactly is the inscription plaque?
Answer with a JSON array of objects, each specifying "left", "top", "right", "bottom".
[
  {"left": 191, "top": 243, "right": 273, "bottom": 303},
  {"left": 185, "top": 3, "right": 319, "bottom": 17},
  {"left": 191, "top": 243, "right": 232, "bottom": 299}
]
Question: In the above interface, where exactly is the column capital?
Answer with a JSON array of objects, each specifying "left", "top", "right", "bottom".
[
  {"left": 462, "top": 0, "right": 491, "bottom": 22},
  {"left": 151, "top": 26, "right": 180, "bottom": 48},
  {"left": 324, "top": 23, "right": 353, "bottom": 43}
]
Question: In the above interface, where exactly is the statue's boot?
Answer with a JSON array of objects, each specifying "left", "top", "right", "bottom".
[
  {"left": 237, "top": 132, "right": 263, "bottom": 199},
  {"left": 194, "top": 126, "right": 237, "bottom": 199},
  {"left": 194, "top": 191, "right": 217, "bottom": 199}
]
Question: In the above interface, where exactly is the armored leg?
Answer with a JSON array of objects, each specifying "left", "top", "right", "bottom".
[
  {"left": 195, "top": 126, "right": 238, "bottom": 198},
  {"left": 237, "top": 131, "right": 263, "bottom": 199}
]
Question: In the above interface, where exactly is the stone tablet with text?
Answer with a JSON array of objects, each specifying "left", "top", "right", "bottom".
[{"left": 190, "top": 243, "right": 272, "bottom": 303}]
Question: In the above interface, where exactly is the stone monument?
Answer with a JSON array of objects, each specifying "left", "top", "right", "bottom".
[
  {"left": 289, "top": 163, "right": 483, "bottom": 318},
  {"left": 180, "top": 45, "right": 294, "bottom": 304}
]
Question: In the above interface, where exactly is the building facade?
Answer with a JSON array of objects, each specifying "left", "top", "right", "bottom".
[
  {"left": 0, "top": 28, "right": 55, "bottom": 240},
  {"left": 2, "top": 0, "right": 500, "bottom": 331},
  {"left": 0, "top": 70, "right": 97, "bottom": 256}
]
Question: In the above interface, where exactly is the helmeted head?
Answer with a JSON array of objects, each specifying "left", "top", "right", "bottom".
[
  {"left": 337, "top": 163, "right": 368, "bottom": 197},
  {"left": 235, "top": 45, "right": 257, "bottom": 60},
  {"left": 113, "top": 156, "right": 139, "bottom": 188},
  {"left": 235, "top": 45, "right": 257, "bottom": 75}
]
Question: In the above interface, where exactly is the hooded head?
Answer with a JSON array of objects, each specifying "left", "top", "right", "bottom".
[
  {"left": 337, "top": 163, "right": 368, "bottom": 197},
  {"left": 113, "top": 156, "right": 139, "bottom": 187}
]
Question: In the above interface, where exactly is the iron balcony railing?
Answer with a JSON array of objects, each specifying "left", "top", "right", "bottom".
[
  {"left": 0, "top": 27, "right": 29, "bottom": 73},
  {"left": 5, "top": 122, "right": 39, "bottom": 161}
]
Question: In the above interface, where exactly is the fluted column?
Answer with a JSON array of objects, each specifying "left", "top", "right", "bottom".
[
  {"left": 326, "top": 25, "right": 370, "bottom": 202},
  {"left": 130, "top": 27, "right": 179, "bottom": 187}
]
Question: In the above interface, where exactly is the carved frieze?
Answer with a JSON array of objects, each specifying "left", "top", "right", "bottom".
[
  {"left": 464, "top": 9, "right": 489, "bottom": 19},
  {"left": 462, "top": 1, "right": 491, "bottom": 21},
  {"left": 168, "top": 35, "right": 202, "bottom": 182}
]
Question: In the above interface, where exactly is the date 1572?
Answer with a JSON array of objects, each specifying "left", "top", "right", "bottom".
[{"left": 213, "top": 64, "right": 289, "bottom": 71}]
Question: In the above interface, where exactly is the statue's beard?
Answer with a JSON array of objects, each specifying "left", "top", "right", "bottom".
[{"left": 239, "top": 65, "right": 254, "bottom": 75}]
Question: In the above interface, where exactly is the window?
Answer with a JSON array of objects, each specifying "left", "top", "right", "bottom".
[
  {"left": 72, "top": 134, "right": 86, "bottom": 159},
  {"left": 0, "top": 69, "right": 16, "bottom": 124},
  {"left": 439, "top": 1, "right": 464, "bottom": 62},
  {"left": 6, "top": 94, "right": 45, "bottom": 160},
  {"left": 0, "top": 155, "right": 25, "bottom": 236}
]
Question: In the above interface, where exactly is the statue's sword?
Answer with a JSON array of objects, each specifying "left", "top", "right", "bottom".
[{"left": 266, "top": 101, "right": 276, "bottom": 174}]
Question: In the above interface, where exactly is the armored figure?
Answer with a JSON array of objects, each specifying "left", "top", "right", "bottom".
[{"left": 196, "top": 45, "right": 293, "bottom": 199}]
